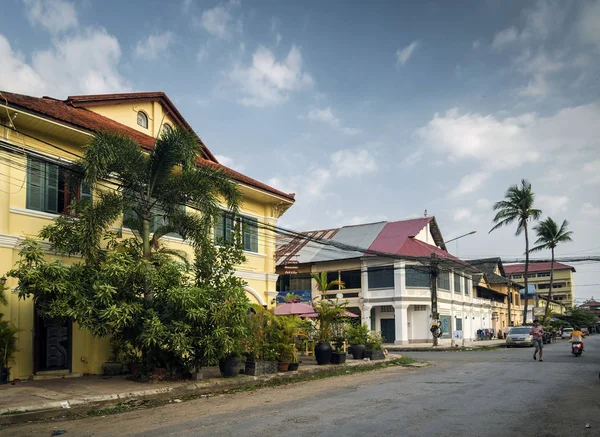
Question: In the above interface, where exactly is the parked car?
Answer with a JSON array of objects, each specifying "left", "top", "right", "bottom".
[
  {"left": 561, "top": 328, "right": 574, "bottom": 339},
  {"left": 506, "top": 327, "right": 534, "bottom": 347}
]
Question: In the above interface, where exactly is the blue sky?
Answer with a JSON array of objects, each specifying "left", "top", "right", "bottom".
[{"left": 1, "top": 0, "right": 600, "bottom": 300}]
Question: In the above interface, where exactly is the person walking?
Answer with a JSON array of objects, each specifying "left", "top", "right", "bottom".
[{"left": 530, "top": 319, "right": 544, "bottom": 361}]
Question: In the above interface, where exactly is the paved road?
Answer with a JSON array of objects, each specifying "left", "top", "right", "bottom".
[{"left": 9, "top": 336, "right": 600, "bottom": 437}]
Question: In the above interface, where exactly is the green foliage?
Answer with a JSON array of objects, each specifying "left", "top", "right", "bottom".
[
  {"left": 314, "top": 299, "right": 348, "bottom": 343},
  {"left": 366, "top": 331, "right": 384, "bottom": 351},
  {"left": 311, "top": 272, "right": 345, "bottom": 298},
  {"left": 283, "top": 293, "right": 302, "bottom": 303},
  {"left": 347, "top": 324, "right": 370, "bottom": 345},
  {"left": 275, "top": 316, "right": 301, "bottom": 362},
  {"left": 244, "top": 306, "right": 280, "bottom": 362},
  {"left": 557, "top": 309, "right": 596, "bottom": 330},
  {"left": 0, "top": 288, "right": 18, "bottom": 369}
]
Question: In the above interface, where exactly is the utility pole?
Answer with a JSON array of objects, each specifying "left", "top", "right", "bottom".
[
  {"left": 507, "top": 277, "right": 512, "bottom": 329},
  {"left": 430, "top": 253, "right": 440, "bottom": 346}
]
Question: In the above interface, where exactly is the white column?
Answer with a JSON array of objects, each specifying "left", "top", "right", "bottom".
[
  {"left": 395, "top": 261, "right": 406, "bottom": 297},
  {"left": 362, "top": 305, "right": 372, "bottom": 329},
  {"left": 361, "top": 261, "right": 369, "bottom": 301},
  {"left": 394, "top": 303, "right": 409, "bottom": 345}
]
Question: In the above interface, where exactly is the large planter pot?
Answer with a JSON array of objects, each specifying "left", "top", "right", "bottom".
[
  {"left": 315, "top": 342, "right": 333, "bottom": 365},
  {"left": 351, "top": 344, "right": 366, "bottom": 360},
  {"left": 245, "top": 360, "right": 278, "bottom": 376},
  {"left": 0, "top": 367, "right": 10, "bottom": 384},
  {"left": 330, "top": 352, "right": 346, "bottom": 365},
  {"left": 278, "top": 362, "right": 290, "bottom": 372},
  {"left": 219, "top": 356, "right": 239, "bottom": 378},
  {"left": 288, "top": 362, "right": 299, "bottom": 371},
  {"left": 366, "top": 349, "right": 385, "bottom": 360},
  {"left": 102, "top": 362, "right": 124, "bottom": 376},
  {"left": 128, "top": 362, "right": 142, "bottom": 378}
]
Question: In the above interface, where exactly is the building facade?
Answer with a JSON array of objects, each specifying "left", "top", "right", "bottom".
[
  {"left": 276, "top": 217, "right": 494, "bottom": 345},
  {"left": 468, "top": 258, "right": 523, "bottom": 330},
  {"left": 504, "top": 262, "right": 576, "bottom": 308},
  {"left": 0, "top": 91, "right": 294, "bottom": 380}
]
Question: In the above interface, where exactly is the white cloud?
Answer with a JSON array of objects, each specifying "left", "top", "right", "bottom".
[
  {"left": 583, "top": 159, "right": 600, "bottom": 184},
  {"left": 23, "top": 0, "right": 78, "bottom": 34},
  {"left": 0, "top": 28, "right": 128, "bottom": 97},
  {"left": 271, "top": 17, "right": 282, "bottom": 47},
  {"left": 520, "top": 0, "right": 568, "bottom": 41},
  {"left": 472, "top": 39, "right": 481, "bottom": 49},
  {"left": 537, "top": 195, "right": 569, "bottom": 215},
  {"left": 215, "top": 154, "right": 245, "bottom": 172},
  {"left": 476, "top": 198, "right": 492, "bottom": 210},
  {"left": 453, "top": 208, "right": 472, "bottom": 221},
  {"left": 450, "top": 172, "right": 490, "bottom": 197},
  {"left": 348, "top": 215, "right": 388, "bottom": 226},
  {"left": 418, "top": 104, "right": 600, "bottom": 171},
  {"left": 196, "top": 43, "right": 208, "bottom": 62},
  {"left": 491, "top": 26, "right": 518, "bottom": 50},
  {"left": 396, "top": 41, "right": 419, "bottom": 66},
  {"left": 399, "top": 149, "right": 423, "bottom": 168},
  {"left": 331, "top": 149, "right": 378, "bottom": 177},
  {"left": 580, "top": 202, "right": 600, "bottom": 218},
  {"left": 197, "top": 2, "right": 240, "bottom": 40},
  {"left": 229, "top": 45, "right": 314, "bottom": 107},
  {"left": 135, "top": 31, "right": 174, "bottom": 61},
  {"left": 304, "top": 107, "right": 361, "bottom": 135}
]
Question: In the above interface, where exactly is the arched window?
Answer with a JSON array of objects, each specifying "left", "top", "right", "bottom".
[
  {"left": 137, "top": 111, "right": 148, "bottom": 128},
  {"left": 162, "top": 123, "right": 173, "bottom": 135}
]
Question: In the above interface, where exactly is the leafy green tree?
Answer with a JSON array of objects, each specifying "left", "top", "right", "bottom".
[
  {"left": 530, "top": 218, "right": 573, "bottom": 323},
  {"left": 490, "top": 179, "right": 542, "bottom": 325},
  {"left": 7, "top": 128, "right": 251, "bottom": 376}
]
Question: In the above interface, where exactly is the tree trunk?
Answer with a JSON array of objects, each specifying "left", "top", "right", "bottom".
[
  {"left": 142, "top": 218, "right": 151, "bottom": 259},
  {"left": 523, "top": 224, "right": 529, "bottom": 325},
  {"left": 544, "top": 247, "right": 554, "bottom": 323}
]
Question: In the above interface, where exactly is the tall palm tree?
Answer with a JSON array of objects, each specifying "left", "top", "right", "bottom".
[
  {"left": 81, "top": 128, "right": 241, "bottom": 299},
  {"left": 490, "top": 179, "right": 542, "bottom": 325},
  {"left": 530, "top": 218, "right": 573, "bottom": 323},
  {"left": 82, "top": 128, "right": 241, "bottom": 260},
  {"left": 311, "top": 272, "right": 345, "bottom": 301}
]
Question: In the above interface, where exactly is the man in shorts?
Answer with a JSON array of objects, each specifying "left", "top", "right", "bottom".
[{"left": 530, "top": 319, "right": 544, "bottom": 361}]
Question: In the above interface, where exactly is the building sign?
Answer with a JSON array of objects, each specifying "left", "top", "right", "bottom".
[
  {"left": 533, "top": 307, "right": 545, "bottom": 317},
  {"left": 282, "top": 260, "right": 299, "bottom": 275},
  {"left": 276, "top": 289, "right": 312, "bottom": 303}
]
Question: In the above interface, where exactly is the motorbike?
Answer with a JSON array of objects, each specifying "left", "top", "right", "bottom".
[{"left": 571, "top": 341, "right": 583, "bottom": 357}]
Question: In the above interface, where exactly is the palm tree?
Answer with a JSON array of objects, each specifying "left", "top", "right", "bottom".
[
  {"left": 82, "top": 129, "right": 240, "bottom": 257},
  {"left": 490, "top": 179, "right": 542, "bottom": 325},
  {"left": 81, "top": 128, "right": 241, "bottom": 297},
  {"left": 530, "top": 218, "right": 573, "bottom": 323},
  {"left": 311, "top": 272, "right": 345, "bottom": 300}
]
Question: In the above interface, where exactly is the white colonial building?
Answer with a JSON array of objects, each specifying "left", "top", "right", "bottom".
[{"left": 276, "top": 217, "right": 494, "bottom": 345}]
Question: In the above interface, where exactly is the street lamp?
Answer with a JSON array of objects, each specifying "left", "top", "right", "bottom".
[{"left": 430, "top": 230, "right": 477, "bottom": 346}]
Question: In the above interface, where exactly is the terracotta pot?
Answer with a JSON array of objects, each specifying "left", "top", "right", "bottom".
[{"left": 278, "top": 362, "right": 290, "bottom": 372}]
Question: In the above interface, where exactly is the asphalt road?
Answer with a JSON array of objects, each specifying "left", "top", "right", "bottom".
[{"left": 8, "top": 336, "right": 600, "bottom": 437}]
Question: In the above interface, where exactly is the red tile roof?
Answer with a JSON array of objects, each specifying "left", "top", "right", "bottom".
[
  {"left": 1, "top": 91, "right": 295, "bottom": 202},
  {"left": 396, "top": 238, "right": 461, "bottom": 261},
  {"left": 367, "top": 218, "right": 433, "bottom": 254},
  {"left": 504, "top": 262, "right": 575, "bottom": 274}
]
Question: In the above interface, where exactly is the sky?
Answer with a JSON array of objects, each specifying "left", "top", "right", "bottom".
[{"left": 1, "top": 0, "right": 599, "bottom": 301}]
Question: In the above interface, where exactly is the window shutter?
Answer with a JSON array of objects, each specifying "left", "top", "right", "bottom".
[
  {"left": 243, "top": 217, "right": 258, "bottom": 252},
  {"left": 26, "top": 159, "right": 44, "bottom": 211},
  {"left": 80, "top": 182, "right": 92, "bottom": 207},
  {"left": 214, "top": 212, "right": 224, "bottom": 243},
  {"left": 44, "top": 163, "right": 59, "bottom": 213},
  {"left": 224, "top": 213, "right": 234, "bottom": 242}
]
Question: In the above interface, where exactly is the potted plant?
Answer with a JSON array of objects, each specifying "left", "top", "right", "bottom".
[
  {"left": 347, "top": 323, "right": 369, "bottom": 359},
  {"left": 102, "top": 340, "right": 127, "bottom": 376},
  {"left": 288, "top": 345, "right": 300, "bottom": 371},
  {"left": 365, "top": 331, "right": 385, "bottom": 360},
  {"left": 244, "top": 306, "right": 280, "bottom": 375},
  {"left": 314, "top": 299, "right": 347, "bottom": 365},
  {"left": 0, "top": 316, "right": 18, "bottom": 384}
]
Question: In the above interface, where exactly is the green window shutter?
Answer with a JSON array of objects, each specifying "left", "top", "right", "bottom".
[
  {"left": 243, "top": 217, "right": 258, "bottom": 252},
  {"left": 80, "top": 182, "right": 92, "bottom": 207},
  {"left": 44, "top": 163, "right": 59, "bottom": 213},
  {"left": 26, "top": 159, "right": 44, "bottom": 211},
  {"left": 214, "top": 212, "right": 224, "bottom": 243},
  {"left": 224, "top": 213, "right": 234, "bottom": 242}
]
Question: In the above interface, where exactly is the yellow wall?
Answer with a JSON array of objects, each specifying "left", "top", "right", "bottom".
[
  {"left": 0, "top": 98, "right": 291, "bottom": 379},
  {"left": 509, "top": 269, "right": 574, "bottom": 307}
]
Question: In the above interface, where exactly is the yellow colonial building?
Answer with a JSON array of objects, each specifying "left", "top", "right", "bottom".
[
  {"left": 505, "top": 262, "right": 576, "bottom": 308},
  {"left": 0, "top": 91, "right": 294, "bottom": 380}
]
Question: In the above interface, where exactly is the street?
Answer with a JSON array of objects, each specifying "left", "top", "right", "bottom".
[{"left": 7, "top": 336, "right": 600, "bottom": 437}]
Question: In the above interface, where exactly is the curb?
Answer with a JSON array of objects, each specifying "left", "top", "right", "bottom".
[
  {"left": 387, "top": 345, "right": 505, "bottom": 352},
  {"left": 0, "top": 358, "right": 412, "bottom": 426}
]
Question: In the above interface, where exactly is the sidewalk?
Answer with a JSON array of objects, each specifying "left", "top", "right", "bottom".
[
  {"left": 385, "top": 339, "right": 506, "bottom": 352},
  {"left": 0, "top": 356, "right": 418, "bottom": 425}
]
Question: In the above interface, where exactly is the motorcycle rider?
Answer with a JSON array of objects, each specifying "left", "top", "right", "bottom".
[{"left": 570, "top": 326, "right": 585, "bottom": 351}]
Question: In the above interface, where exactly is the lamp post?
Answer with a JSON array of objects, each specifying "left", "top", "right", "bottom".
[{"left": 430, "top": 230, "right": 477, "bottom": 346}]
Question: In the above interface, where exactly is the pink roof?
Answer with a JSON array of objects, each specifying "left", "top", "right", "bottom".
[
  {"left": 504, "top": 262, "right": 575, "bottom": 274},
  {"left": 396, "top": 238, "right": 460, "bottom": 261},
  {"left": 367, "top": 218, "right": 432, "bottom": 254}
]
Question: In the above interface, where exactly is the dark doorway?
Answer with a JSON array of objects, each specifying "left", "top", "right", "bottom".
[
  {"left": 34, "top": 312, "right": 72, "bottom": 373},
  {"left": 380, "top": 319, "right": 396, "bottom": 344}
]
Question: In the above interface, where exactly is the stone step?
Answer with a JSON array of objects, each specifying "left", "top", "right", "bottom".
[{"left": 32, "top": 371, "right": 83, "bottom": 381}]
